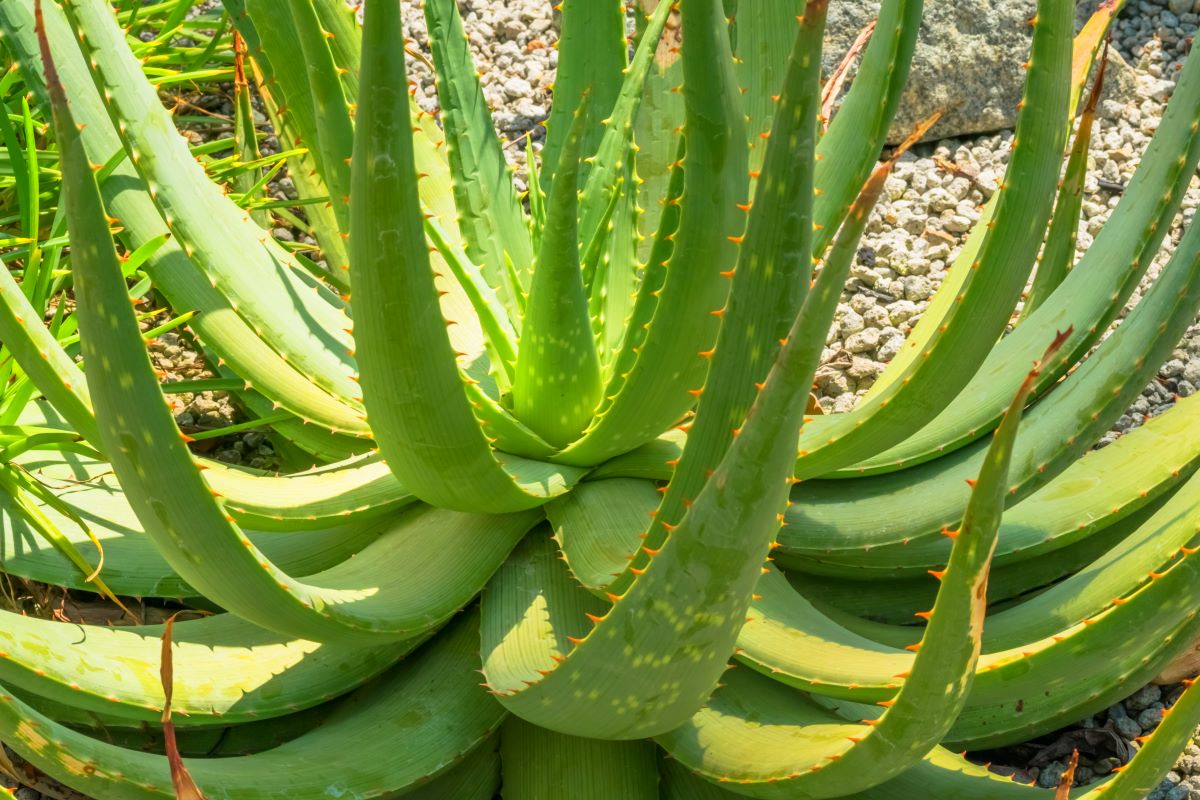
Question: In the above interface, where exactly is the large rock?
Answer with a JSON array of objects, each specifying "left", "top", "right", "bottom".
[{"left": 824, "top": 0, "right": 1138, "bottom": 142}]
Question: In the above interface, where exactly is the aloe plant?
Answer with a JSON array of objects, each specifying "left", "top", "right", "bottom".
[{"left": 0, "top": 0, "right": 1198, "bottom": 797}]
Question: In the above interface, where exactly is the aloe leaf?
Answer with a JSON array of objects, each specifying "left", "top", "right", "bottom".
[
  {"left": 230, "top": 0, "right": 350, "bottom": 288},
  {"left": 661, "top": 758, "right": 744, "bottom": 799},
  {"left": 545, "top": 477, "right": 659, "bottom": 593},
  {"left": 541, "top": 0, "right": 627, "bottom": 194},
  {"left": 0, "top": 607, "right": 411, "bottom": 729},
  {"left": 732, "top": 0, "right": 804, "bottom": 176},
  {"left": 590, "top": 134, "right": 685, "bottom": 395},
  {"left": 0, "top": 250, "right": 96, "bottom": 446},
  {"left": 511, "top": 99, "right": 603, "bottom": 447},
  {"left": 201, "top": 452, "right": 414, "bottom": 531},
  {"left": 816, "top": 412, "right": 1200, "bottom": 587},
  {"left": 781, "top": 203, "right": 1200, "bottom": 561},
  {"left": 0, "top": 465, "right": 128, "bottom": 612},
  {"left": 499, "top": 716, "right": 660, "bottom": 799},
  {"left": 811, "top": 0, "right": 922, "bottom": 253},
  {"left": 27, "top": 43, "right": 539, "bottom": 641},
  {"left": 654, "top": 331, "right": 1067, "bottom": 796},
  {"left": 631, "top": 2, "right": 684, "bottom": 264},
  {"left": 575, "top": 0, "right": 674, "bottom": 360},
  {"left": 609, "top": 0, "right": 827, "bottom": 599},
  {"left": 308, "top": 0, "right": 361, "bottom": 101},
  {"left": 405, "top": 736, "right": 500, "bottom": 800},
  {"left": 843, "top": 22, "right": 1189, "bottom": 478},
  {"left": 575, "top": 0, "right": 672, "bottom": 259},
  {"left": 789, "top": 0, "right": 1074, "bottom": 479},
  {"left": 349, "top": 0, "right": 580, "bottom": 512},
  {"left": 0, "top": 440, "right": 386, "bottom": 598},
  {"left": 63, "top": 0, "right": 363, "bottom": 413},
  {"left": 424, "top": 0, "right": 532, "bottom": 313},
  {"left": 0, "top": 266, "right": 405, "bottom": 533},
  {"left": 847, "top": 737, "right": 1190, "bottom": 799},
  {"left": 1019, "top": 47, "right": 1107, "bottom": 321},
  {"left": 553, "top": 0, "right": 748, "bottom": 466},
  {"left": 525, "top": 134, "right": 546, "bottom": 253},
  {"left": 231, "top": 32, "right": 268, "bottom": 228},
  {"left": 618, "top": 71, "right": 928, "bottom": 601},
  {"left": 1, "top": 0, "right": 368, "bottom": 437},
  {"left": 859, "top": 0, "right": 1123, "bottom": 403},
  {"left": 791, "top": 392, "right": 1200, "bottom": 576},
  {"left": 1072, "top": 678, "right": 1200, "bottom": 799},
  {"left": 286, "top": 0, "right": 353, "bottom": 253},
  {"left": 0, "top": 610, "right": 504, "bottom": 799},
  {"left": 556, "top": 470, "right": 1160, "bottom": 635},
  {"left": 747, "top": 497, "right": 1199, "bottom": 749},
  {"left": 482, "top": 1, "right": 865, "bottom": 738}
]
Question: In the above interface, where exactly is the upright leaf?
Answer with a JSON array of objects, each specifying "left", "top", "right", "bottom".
[{"left": 512, "top": 101, "right": 603, "bottom": 447}]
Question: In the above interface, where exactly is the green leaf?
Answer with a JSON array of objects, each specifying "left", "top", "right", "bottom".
[
  {"left": 349, "top": 0, "right": 581, "bottom": 511},
  {"left": 512, "top": 98, "right": 603, "bottom": 447}
]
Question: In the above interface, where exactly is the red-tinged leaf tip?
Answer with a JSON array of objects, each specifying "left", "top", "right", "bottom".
[{"left": 159, "top": 614, "right": 208, "bottom": 799}]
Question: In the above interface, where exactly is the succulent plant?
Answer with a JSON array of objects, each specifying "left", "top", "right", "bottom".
[{"left": 0, "top": 0, "right": 1198, "bottom": 797}]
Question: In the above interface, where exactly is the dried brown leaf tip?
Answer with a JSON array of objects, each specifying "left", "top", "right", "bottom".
[
  {"left": 1054, "top": 749, "right": 1079, "bottom": 800},
  {"left": 161, "top": 615, "right": 208, "bottom": 800}
]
